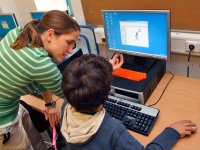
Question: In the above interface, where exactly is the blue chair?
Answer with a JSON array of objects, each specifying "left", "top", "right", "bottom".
[
  {"left": 76, "top": 34, "right": 92, "bottom": 54},
  {"left": 79, "top": 25, "right": 100, "bottom": 55}
]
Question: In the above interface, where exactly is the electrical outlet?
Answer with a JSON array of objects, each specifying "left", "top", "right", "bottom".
[{"left": 185, "top": 40, "right": 199, "bottom": 53}]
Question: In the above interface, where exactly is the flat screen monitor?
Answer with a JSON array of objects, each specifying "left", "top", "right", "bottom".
[
  {"left": 102, "top": 10, "right": 170, "bottom": 60},
  {"left": 30, "top": 11, "right": 45, "bottom": 20},
  {"left": 0, "top": 13, "right": 18, "bottom": 39},
  {"left": 30, "top": 10, "right": 68, "bottom": 20}
]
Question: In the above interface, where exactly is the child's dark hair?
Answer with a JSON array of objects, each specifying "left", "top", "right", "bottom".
[{"left": 62, "top": 54, "right": 113, "bottom": 114}]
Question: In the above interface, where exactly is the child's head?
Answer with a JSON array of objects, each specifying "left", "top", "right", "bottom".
[{"left": 62, "top": 54, "right": 113, "bottom": 114}]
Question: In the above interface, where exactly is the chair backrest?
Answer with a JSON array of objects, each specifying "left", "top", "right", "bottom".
[
  {"left": 76, "top": 25, "right": 99, "bottom": 55},
  {"left": 76, "top": 34, "right": 92, "bottom": 54}
]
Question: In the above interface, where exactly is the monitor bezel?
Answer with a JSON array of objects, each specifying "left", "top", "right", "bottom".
[
  {"left": 30, "top": 11, "right": 47, "bottom": 20},
  {"left": 0, "top": 13, "right": 18, "bottom": 26},
  {"left": 0, "top": 13, "right": 18, "bottom": 39},
  {"left": 102, "top": 10, "right": 171, "bottom": 60}
]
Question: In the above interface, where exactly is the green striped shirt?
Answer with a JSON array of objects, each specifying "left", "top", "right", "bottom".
[{"left": 0, "top": 27, "right": 65, "bottom": 126}]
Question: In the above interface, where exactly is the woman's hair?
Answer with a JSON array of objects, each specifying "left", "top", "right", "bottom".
[
  {"left": 11, "top": 10, "right": 80, "bottom": 49},
  {"left": 62, "top": 54, "right": 113, "bottom": 114}
]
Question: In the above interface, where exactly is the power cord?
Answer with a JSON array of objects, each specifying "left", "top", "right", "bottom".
[
  {"left": 148, "top": 72, "right": 174, "bottom": 107},
  {"left": 187, "top": 44, "right": 195, "bottom": 77}
]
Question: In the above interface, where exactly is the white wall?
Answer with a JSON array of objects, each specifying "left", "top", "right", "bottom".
[
  {"left": 34, "top": 0, "right": 67, "bottom": 11},
  {"left": 15, "top": 0, "right": 37, "bottom": 25},
  {"left": 0, "top": 6, "right": 2, "bottom": 13},
  {"left": 0, "top": 0, "right": 68, "bottom": 25},
  {"left": 70, "top": 0, "right": 86, "bottom": 25},
  {"left": 0, "top": 0, "right": 86, "bottom": 25},
  {"left": 0, "top": 0, "right": 37, "bottom": 25},
  {"left": 0, "top": 0, "right": 24, "bottom": 25}
]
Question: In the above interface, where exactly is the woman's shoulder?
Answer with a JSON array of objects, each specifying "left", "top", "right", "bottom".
[{"left": 23, "top": 46, "right": 49, "bottom": 59}]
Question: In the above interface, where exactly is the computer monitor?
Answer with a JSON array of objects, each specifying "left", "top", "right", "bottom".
[
  {"left": 30, "top": 10, "right": 68, "bottom": 20},
  {"left": 30, "top": 11, "right": 46, "bottom": 20},
  {"left": 0, "top": 13, "right": 18, "bottom": 39},
  {"left": 102, "top": 10, "right": 170, "bottom": 60}
]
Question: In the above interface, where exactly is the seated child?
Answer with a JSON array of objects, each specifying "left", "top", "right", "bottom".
[{"left": 60, "top": 54, "right": 197, "bottom": 150}]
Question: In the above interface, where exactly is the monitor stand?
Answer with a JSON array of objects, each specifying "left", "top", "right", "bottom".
[{"left": 111, "top": 54, "right": 166, "bottom": 104}]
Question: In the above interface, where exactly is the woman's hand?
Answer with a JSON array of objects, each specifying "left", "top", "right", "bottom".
[
  {"left": 169, "top": 120, "right": 197, "bottom": 137},
  {"left": 109, "top": 53, "right": 124, "bottom": 71},
  {"left": 44, "top": 107, "right": 60, "bottom": 127},
  {"left": 41, "top": 91, "right": 60, "bottom": 127}
]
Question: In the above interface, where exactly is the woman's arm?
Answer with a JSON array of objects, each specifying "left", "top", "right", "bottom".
[{"left": 41, "top": 91, "right": 60, "bottom": 127}]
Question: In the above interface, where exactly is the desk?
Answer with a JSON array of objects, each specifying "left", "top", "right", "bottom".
[{"left": 21, "top": 73, "right": 200, "bottom": 150}]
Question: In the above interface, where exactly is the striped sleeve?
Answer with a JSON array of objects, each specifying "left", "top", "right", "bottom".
[
  {"left": 1, "top": 27, "right": 65, "bottom": 99},
  {"left": 32, "top": 57, "right": 66, "bottom": 99},
  {"left": 1, "top": 27, "right": 69, "bottom": 126}
]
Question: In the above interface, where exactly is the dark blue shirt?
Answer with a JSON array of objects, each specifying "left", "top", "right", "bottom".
[{"left": 60, "top": 102, "right": 180, "bottom": 150}]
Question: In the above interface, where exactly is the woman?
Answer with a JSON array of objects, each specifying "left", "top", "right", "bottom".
[{"left": 0, "top": 10, "right": 123, "bottom": 149}]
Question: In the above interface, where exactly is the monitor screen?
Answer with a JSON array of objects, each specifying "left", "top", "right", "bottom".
[
  {"left": 0, "top": 13, "right": 18, "bottom": 39},
  {"left": 102, "top": 10, "right": 170, "bottom": 60},
  {"left": 30, "top": 11, "right": 46, "bottom": 20},
  {"left": 30, "top": 10, "right": 68, "bottom": 20}
]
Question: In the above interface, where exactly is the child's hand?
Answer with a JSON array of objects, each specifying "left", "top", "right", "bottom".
[
  {"left": 169, "top": 120, "right": 197, "bottom": 137},
  {"left": 109, "top": 54, "right": 124, "bottom": 70}
]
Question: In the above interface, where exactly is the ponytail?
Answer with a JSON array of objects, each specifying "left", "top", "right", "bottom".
[
  {"left": 10, "top": 20, "right": 43, "bottom": 50},
  {"left": 11, "top": 10, "right": 80, "bottom": 50}
]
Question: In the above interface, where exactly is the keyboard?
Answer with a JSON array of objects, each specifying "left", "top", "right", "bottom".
[
  {"left": 112, "top": 68, "right": 147, "bottom": 81},
  {"left": 104, "top": 95, "right": 159, "bottom": 135}
]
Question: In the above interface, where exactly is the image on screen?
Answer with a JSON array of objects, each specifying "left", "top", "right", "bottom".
[
  {"left": 0, "top": 13, "right": 18, "bottom": 39},
  {"left": 102, "top": 10, "right": 170, "bottom": 59}
]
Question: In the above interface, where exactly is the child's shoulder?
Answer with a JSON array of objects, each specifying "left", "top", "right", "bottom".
[{"left": 95, "top": 112, "right": 128, "bottom": 142}]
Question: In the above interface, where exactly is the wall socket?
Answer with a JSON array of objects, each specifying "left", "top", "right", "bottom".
[{"left": 185, "top": 40, "right": 200, "bottom": 53}]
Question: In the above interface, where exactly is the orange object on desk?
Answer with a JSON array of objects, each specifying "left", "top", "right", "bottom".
[{"left": 112, "top": 68, "right": 147, "bottom": 81}]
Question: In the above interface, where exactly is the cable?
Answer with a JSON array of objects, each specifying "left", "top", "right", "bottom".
[
  {"left": 147, "top": 72, "right": 174, "bottom": 107},
  {"left": 187, "top": 44, "right": 195, "bottom": 77}
]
